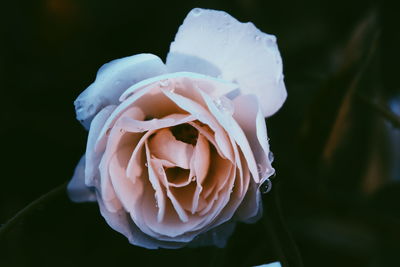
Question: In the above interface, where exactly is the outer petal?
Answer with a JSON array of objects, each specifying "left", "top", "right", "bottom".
[
  {"left": 253, "top": 263, "right": 282, "bottom": 267},
  {"left": 166, "top": 8, "right": 287, "bottom": 117},
  {"left": 75, "top": 53, "right": 167, "bottom": 129},
  {"left": 232, "top": 95, "right": 275, "bottom": 183},
  {"left": 96, "top": 191, "right": 187, "bottom": 249},
  {"left": 85, "top": 105, "right": 117, "bottom": 187},
  {"left": 67, "top": 155, "right": 96, "bottom": 203}
]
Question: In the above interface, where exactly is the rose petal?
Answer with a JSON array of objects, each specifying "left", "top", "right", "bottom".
[
  {"left": 96, "top": 86, "right": 187, "bottom": 149},
  {"left": 75, "top": 53, "right": 167, "bottom": 129},
  {"left": 96, "top": 191, "right": 187, "bottom": 249},
  {"left": 198, "top": 89, "right": 260, "bottom": 183},
  {"left": 166, "top": 8, "right": 287, "bottom": 117},
  {"left": 85, "top": 105, "right": 117, "bottom": 187},
  {"left": 67, "top": 155, "right": 96, "bottom": 202},
  {"left": 124, "top": 114, "right": 195, "bottom": 180},
  {"left": 148, "top": 128, "right": 194, "bottom": 169},
  {"left": 161, "top": 89, "right": 234, "bottom": 162},
  {"left": 119, "top": 72, "right": 239, "bottom": 102},
  {"left": 232, "top": 94, "right": 275, "bottom": 183}
]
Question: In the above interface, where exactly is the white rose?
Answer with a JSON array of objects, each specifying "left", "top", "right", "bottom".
[{"left": 68, "top": 8, "right": 286, "bottom": 249}]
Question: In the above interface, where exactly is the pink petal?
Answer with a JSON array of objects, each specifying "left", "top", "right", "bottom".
[
  {"left": 148, "top": 128, "right": 194, "bottom": 170},
  {"left": 198, "top": 89, "right": 260, "bottom": 183}
]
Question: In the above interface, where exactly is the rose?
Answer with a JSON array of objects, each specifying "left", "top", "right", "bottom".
[{"left": 67, "top": 8, "right": 286, "bottom": 249}]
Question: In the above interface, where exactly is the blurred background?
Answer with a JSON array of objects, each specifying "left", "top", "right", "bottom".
[{"left": 1, "top": 0, "right": 398, "bottom": 266}]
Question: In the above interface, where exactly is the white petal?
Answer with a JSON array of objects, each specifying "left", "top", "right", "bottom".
[
  {"left": 232, "top": 95, "right": 275, "bottom": 183},
  {"left": 67, "top": 155, "right": 96, "bottom": 203},
  {"left": 167, "top": 8, "right": 287, "bottom": 117},
  {"left": 75, "top": 53, "right": 167, "bottom": 129},
  {"left": 253, "top": 262, "right": 282, "bottom": 267}
]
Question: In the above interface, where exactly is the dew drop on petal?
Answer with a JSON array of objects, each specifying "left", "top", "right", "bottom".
[
  {"left": 260, "top": 178, "right": 272, "bottom": 194},
  {"left": 154, "top": 193, "right": 159, "bottom": 208},
  {"left": 87, "top": 104, "right": 95, "bottom": 114},
  {"left": 159, "top": 79, "right": 170, "bottom": 87},
  {"left": 192, "top": 8, "right": 202, "bottom": 17},
  {"left": 214, "top": 96, "right": 234, "bottom": 115},
  {"left": 268, "top": 151, "right": 274, "bottom": 162}
]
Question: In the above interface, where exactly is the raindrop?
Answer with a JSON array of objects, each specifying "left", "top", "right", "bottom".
[
  {"left": 87, "top": 104, "right": 95, "bottom": 114},
  {"left": 268, "top": 151, "right": 274, "bottom": 162},
  {"left": 214, "top": 96, "right": 234, "bottom": 115},
  {"left": 125, "top": 92, "right": 134, "bottom": 99},
  {"left": 159, "top": 79, "right": 170, "bottom": 87},
  {"left": 192, "top": 8, "right": 202, "bottom": 17},
  {"left": 260, "top": 178, "right": 272, "bottom": 194},
  {"left": 154, "top": 193, "right": 159, "bottom": 208}
]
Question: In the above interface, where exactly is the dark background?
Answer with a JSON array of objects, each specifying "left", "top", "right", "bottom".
[{"left": 1, "top": 0, "right": 399, "bottom": 266}]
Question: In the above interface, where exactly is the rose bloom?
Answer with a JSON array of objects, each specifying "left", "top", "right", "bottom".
[{"left": 68, "top": 8, "right": 286, "bottom": 249}]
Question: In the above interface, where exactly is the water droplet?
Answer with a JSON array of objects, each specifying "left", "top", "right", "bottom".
[
  {"left": 192, "top": 8, "right": 202, "bottom": 17},
  {"left": 268, "top": 151, "right": 274, "bottom": 162},
  {"left": 214, "top": 96, "right": 234, "bottom": 115},
  {"left": 159, "top": 79, "right": 169, "bottom": 87},
  {"left": 154, "top": 193, "right": 159, "bottom": 208},
  {"left": 125, "top": 92, "right": 134, "bottom": 99},
  {"left": 191, "top": 176, "right": 196, "bottom": 182},
  {"left": 260, "top": 178, "right": 272, "bottom": 194},
  {"left": 87, "top": 104, "right": 95, "bottom": 114}
]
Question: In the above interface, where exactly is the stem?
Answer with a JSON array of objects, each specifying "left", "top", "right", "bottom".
[
  {"left": 262, "top": 184, "right": 303, "bottom": 267},
  {"left": 0, "top": 182, "right": 67, "bottom": 240}
]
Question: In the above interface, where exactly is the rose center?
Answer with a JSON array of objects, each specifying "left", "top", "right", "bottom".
[{"left": 170, "top": 124, "right": 198, "bottom": 145}]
